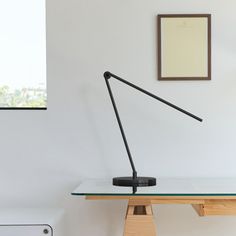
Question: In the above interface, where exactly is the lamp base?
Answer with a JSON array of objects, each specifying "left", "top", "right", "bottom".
[{"left": 113, "top": 176, "right": 156, "bottom": 187}]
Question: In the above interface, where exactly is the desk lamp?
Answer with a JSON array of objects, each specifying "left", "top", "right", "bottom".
[{"left": 103, "top": 71, "right": 202, "bottom": 190}]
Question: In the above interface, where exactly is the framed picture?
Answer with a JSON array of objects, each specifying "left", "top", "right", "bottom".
[{"left": 158, "top": 14, "right": 211, "bottom": 80}]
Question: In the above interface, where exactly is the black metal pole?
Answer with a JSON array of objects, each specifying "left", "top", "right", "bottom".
[{"left": 104, "top": 74, "right": 137, "bottom": 180}]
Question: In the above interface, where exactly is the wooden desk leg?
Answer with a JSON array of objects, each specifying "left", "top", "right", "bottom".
[{"left": 124, "top": 200, "right": 157, "bottom": 236}]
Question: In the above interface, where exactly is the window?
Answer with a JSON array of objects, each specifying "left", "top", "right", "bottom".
[{"left": 0, "top": 0, "right": 46, "bottom": 109}]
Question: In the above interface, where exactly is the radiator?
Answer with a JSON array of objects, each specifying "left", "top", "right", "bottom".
[{"left": 0, "top": 209, "right": 64, "bottom": 236}]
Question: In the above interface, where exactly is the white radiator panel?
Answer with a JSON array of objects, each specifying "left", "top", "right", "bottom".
[
  {"left": 0, "top": 209, "right": 64, "bottom": 236},
  {"left": 0, "top": 225, "right": 52, "bottom": 236}
]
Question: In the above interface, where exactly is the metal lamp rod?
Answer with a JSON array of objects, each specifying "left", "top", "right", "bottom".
[{"left": 103, "top": 71, "right": 203, "bottom": 179}]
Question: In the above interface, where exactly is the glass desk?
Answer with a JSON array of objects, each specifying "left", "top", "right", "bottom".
[
  {"left": 72, "top": 178, "right": 236, "bottom": 236},
  {"left": 72, "top": 178, "right": 236, "bottom": 196}
]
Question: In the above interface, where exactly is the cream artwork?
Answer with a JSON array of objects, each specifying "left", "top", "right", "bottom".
[{"left": 158, "top": 15, "right": 211, "bottom": 80}]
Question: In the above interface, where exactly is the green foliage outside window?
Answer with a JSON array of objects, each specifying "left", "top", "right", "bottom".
[{"left": 0, "top": 85, "right": 46, "bottom": 108}]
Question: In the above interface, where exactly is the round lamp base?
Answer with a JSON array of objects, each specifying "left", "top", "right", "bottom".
[{"left": 113, "top": 176, "right": 156, "bottom": 187}]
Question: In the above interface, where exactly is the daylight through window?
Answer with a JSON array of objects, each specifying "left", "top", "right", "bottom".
[{"left": 0, "top": 0, "right": 46, "bottom": 108}]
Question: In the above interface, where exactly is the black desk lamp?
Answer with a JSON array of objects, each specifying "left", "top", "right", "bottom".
[{"left": 103, "top": 71, "right": 202, "bottom": 190}]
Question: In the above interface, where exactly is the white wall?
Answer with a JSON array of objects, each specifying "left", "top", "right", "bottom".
[{"left": 1, "top": 0, "right": 236, "bottom": 235}]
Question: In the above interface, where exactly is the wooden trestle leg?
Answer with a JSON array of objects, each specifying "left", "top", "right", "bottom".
[{"left": 124, "top": 200, "right": 157, "bottom": 236}]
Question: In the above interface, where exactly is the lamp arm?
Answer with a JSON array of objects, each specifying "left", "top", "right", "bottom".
[
  {"left": 104, "top": 74, "right": 137, "bottom": 179},
  {"left": 104, "top": 71, "right": 203, "bottom": 122}
]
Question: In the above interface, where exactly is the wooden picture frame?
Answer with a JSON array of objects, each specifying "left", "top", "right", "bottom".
[{"left": 158, "top": 14, "right": 211, "bottom": 80}]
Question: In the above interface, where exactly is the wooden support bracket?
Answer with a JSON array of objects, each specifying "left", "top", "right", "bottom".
[
  {"left": 124, "top": 200, "right": 157, "bottom": 236},
  {"left": 192, "top": 200, "right": 236, "bottom": 216}
]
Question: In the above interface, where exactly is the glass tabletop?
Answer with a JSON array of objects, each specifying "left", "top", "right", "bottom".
[{"left": 72, "top": 178, "right": 236, "bottom": 196}]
